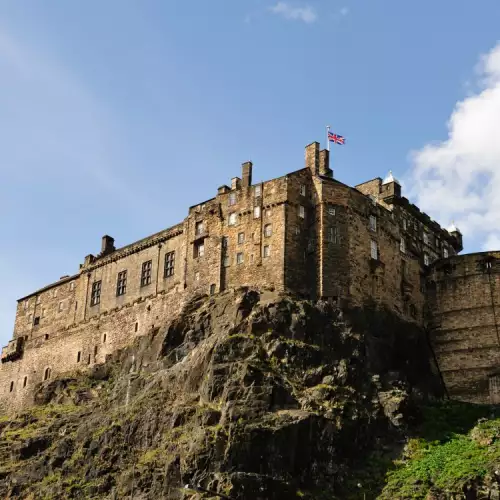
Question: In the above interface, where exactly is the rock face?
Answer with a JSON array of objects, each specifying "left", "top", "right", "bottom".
[{"left": 0, "top": 288, "right": 441, "bottom": 499}]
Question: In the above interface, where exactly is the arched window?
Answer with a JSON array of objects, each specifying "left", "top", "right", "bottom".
[{"left": 44, "top": 367, "right": 51, "bottom": 381}]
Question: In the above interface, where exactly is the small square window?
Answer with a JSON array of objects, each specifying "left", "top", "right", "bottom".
[
  {"left": 195, "top": 221, "right": 205, "bottom": 235},
  {"left": 236, "top": 252, "right": 244, "bottom": 264},
  {"left": 116, "top": 270, "right": 127, "bottom": 296},
  {"left": 238, "top": 232, "right": 245, "bottom": 244},
  {"left": 164, "top": 251, "right": 175, "bottom": 277},
  {"left": 328, "top": 206, "right": 336, "bottom": 216},
  {"left": 194, "top": 241, "right": 205, "bottom": 258},
  {"left": 229, "top": 192, "right": 237, "bottom": 206},
  {"left": 254, "top": 206, "right": 261, "bottom": 219},
  {"left": 424, "top": 253, "right": 430, "bottom": 266},
  {"left": 141, "top": 261, "right": 152, "bottom": 287},
  {"left": 300, "top": 184, "right": 306, "bottom": 196},
  {"left": 299, "top": 205, "right": 305, "bottom": 219},
  {"left": 370, "top": 240, "right": 378, "bottom": 260},
  {"left": 264, "top": 224, "right": 272, "bottom": 237},
  {"left": 254, "top": 185, "right": 261, "bottom": 197},
  {"left": 263, "top": 245, "right": 270, "bottom": 258},
  {"left": 228, "top": 213, "right": 237, "bottom": 226}
]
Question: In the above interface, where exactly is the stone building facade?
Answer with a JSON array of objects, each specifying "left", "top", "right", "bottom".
[{"left": 2, "top": 140, "right": 494, "bottom": 413}]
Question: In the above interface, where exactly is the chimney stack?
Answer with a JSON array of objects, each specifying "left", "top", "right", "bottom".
[
  {"left": 319, "top": 149, "right": 333, "bottom": 178},
  {"left": 242, "top": 161, "right": 253, "bottom": 188},
  {"left": 101, "top": 235, "right": 115, "bottom": 256},
  {"left": 305, "top": 142, "right": 320, "bottom": 175}
]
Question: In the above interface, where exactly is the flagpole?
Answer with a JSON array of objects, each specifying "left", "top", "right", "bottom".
[{"left": 326, "top": 125, "right": 330, "bottom": 152}]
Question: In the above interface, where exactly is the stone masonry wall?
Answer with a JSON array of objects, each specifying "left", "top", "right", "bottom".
[{"left": 427, "top": 252, "right": 500, "bottom": 403}]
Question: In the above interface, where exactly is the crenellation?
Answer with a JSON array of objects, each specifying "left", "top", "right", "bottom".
[{"left": 1, "top": 141, "right": 497, "bottom": 412}]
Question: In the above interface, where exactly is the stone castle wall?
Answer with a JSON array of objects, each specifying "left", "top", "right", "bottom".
[{"left": 427, "top": 252, "right": 500, "bottom": 403}]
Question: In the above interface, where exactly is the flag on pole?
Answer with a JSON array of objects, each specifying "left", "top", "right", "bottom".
[{"left": 328, "top": 131, "right": 346, "bottom": 145}]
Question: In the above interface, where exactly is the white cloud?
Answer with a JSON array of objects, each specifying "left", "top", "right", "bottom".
[
  {"left": 270, "top": 2, "right": 317, "bottom": 23},
  {"left": 408, "top": 42, "right": 500, "bottom": 251}
]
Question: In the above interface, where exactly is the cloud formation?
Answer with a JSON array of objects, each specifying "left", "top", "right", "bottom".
[
  {"left": 409, "top": 42, "right": 500, "bottom": 251},
  {"left": 270, "top": 2, "right": 317, "bottom": 24}
]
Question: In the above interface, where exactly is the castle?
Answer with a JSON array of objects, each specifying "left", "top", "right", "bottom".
[{"left": 1, "top": 141, "right": 499, "bottom": 412}]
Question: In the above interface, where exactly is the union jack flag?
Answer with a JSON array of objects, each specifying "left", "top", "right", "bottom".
[{"left": 328, "top": 131, "right": 345, "bottom": 145}]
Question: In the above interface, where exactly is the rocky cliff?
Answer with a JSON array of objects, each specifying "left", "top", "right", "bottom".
[{"left": 0, "top": 288, "right": 458, "bottom": 499}]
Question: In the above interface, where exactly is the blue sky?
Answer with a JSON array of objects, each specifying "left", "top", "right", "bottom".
[{"left": 1, "top": 0, "right": 500, "bottom": 346}]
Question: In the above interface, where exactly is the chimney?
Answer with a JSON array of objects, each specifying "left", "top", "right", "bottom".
[
  {"left": 101, "top": 235, "right": 115, "bottom": 256},
  {"left": 231, "top": 177, "right": 241, "bottom": 190},
  {"left": 242, "top": 162, "right": 253, "bottom": 188},
  {"left": 319, "top": 149, "right": 333, "bottom": 178},
  {"left": 305, "top": 142, "right": 320, "bottom": 175}
]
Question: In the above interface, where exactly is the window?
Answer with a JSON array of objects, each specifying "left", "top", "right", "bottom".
[
  {"left": 254, "top": 206, "right": 261, "bottom": 219},
  {"left": 103, "top": 333, "right": 107, "bottom": 343},
  {"left": 87, "top": 354, "right": 91, "bottom": 365},
  {"left": 195, "top": 221, "right": 205, "bottom": 235},
  {"left": 222, "top": 236, "right": 229, "bottom": 248},
  {"left": 135, "top": 322, "right": 138, "bottom": 332},
  {"left": 94, "top": 346, "right": 98, "bottom": 357},
  {"left": 44, "top": 367, "right": 51, "bottom": 381},
  {"left": 33, "top": 316, "right": 40, "bottom": 326},
  {"left": 400, "top": 238, "right": 406, "bottom": 253},
  {"left": 44, "top": 334, "right": 49, "bottom": 340},
  {"left": 328, "top": 227, "right": 339, "bottom": 244},
  {"left": 194, "top": 241, "right": 205, "bottom": 258},
  {"left": 28, "top": 314, "right": 32, "bottom": 324},
  {"left": 424, "top": 253, "right": 430, "bottom": 266},
  {"left": 236, "top": 252, "right": 244, "bottom": 265},
  {"left": 195, "top": 272, "right": 200, "bottom": 281},
  {"left": 299, "top": 205, "right": 305, "bottom": 219},
  {"left": 223, "top": 256, "right": 230, "bottom": 267},
  {"left": 443, "top": 247, "right": 449, "bottom": 259},
  {"left": 23, "top": 376, "right": 27, "bottom": 388},
  {"left": 254, "top": 185, "right": 261, "bottom": 197},
  {"left": 58, "top": 301, "right": 64, "bottom": 312},
  {"left": 403, "top": 219, "right": 407, "bottom": 230},
  {"left": 69, "top": 282, "right": 75, "bottom": 291},
  {"left": 210, "top": 284, "right": 216, "bottom": 295},
  {"left": 164, "top": 252, "right": 175, "bottom": 277},
  {"left": 141, "top": 260, "right": 152, "bottom": 287},
  {"left": 9, "top": 381, "right": 14, "bottom": 393},
  {"left": 116, "top": 270, "right": 127, "bottom": 296},
  {"left": 228, "top": 213, "right": 237, "bottom": 226},
  {"left": 41, "top": 308, "right": 46, "bottom": 318},
  {"left": 423, "top": 232, "right": 429, "bottom": 245},
  {"left": 77, "top": 351, "right": 81, "bottom": 363},
  {"left": 300, "top": 184, "right": 306, "bottom": 196},
  {"left": 328, "top": 206, "right": 336, "bottom": 216},
  {"left": 91, "top": 281, "right": 101, "bottom": 306},
  {"left": 369, "top": 215, "right": 377, "bottom": 231},
  {"left": 238, "top": 232, "right": 245, "bottom": 244},
  {"left": 295, "top": 226, "right": 300, "bottom": 235},
  {"left": 36, "top": 296, "right": 41, "bottom": 304},
  {"left": 53, "top": 289, "right": 58, "bottom": 298},
  {"left": 402, "top": 259, "right": 407, "bottom": 278},
  {"left": 264, "top": 224, "right": 272, "bottom": 237},
  {"left": 229, "top": 192, "right": 237, "bottom": 206},
  {"left": 263, "top": 245, "right": 270, "bottom": 258},
  {"left": 370, "top": 240, "right": 378, "bottom": 260}
]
